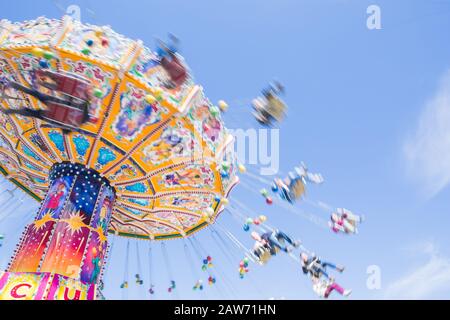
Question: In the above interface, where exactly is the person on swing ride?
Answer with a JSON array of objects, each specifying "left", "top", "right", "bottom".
[
  {"left": 294, "top": 162, "right": 324, "bottom": 185},
  {"left": 300, "top": 252, "right": 345, "bottom": 280},
  {"left": 251, "top": 230, "right": 301, "bottom": 260},
  {"left": 329, "top": 208, "right": 364, "bottom": 235},
  {"left": 311, "top": 275, "right": 352, "bottom": 298},
  {"left": 271, "top": 163, "right": 324, "bottom": 204},
  {"left": 0, "top": 67, "right": 94, "bottom": 132},
  {"left": 252, "top": 80, "right": 287, "bottom": 126},
  {"left": 272, "top": 177, "right": 295, "bottom": 203},
  {"left": 156, "top": 33, "right": 180, "bottom": 58},
  {"left": 300, "top": 252, "right": 352, "bottom": 298},
  {"left": 272, "top": 172, "right": 307, "bottom": 204},
  {"left": 252, "top": 235, "right": 270, "bottom": 260},
  {"left": 156, "top": 34, "right": 188, "bottom": 89}
]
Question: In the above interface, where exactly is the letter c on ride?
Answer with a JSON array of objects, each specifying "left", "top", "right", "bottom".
[{"left": 10, "top": 283, "right": 32, "bottom": 299}]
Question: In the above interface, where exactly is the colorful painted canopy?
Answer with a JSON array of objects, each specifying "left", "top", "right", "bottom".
[{"left": 0, "top": 16, "right": 238, "bottom": 240}]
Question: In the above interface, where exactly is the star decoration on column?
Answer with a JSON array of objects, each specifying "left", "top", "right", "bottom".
[
  {"left": 94, "top": 226, "right": 107, "bottom": 243},
  {"left": 33, "top": 213, "right": 55, "bottom": 231},
  {"left": 62, "top": 211, "right": 87, "bottom": 235}
]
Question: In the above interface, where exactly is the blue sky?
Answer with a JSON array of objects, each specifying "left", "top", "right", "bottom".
[{"left": 1, "top": 0, "right": 450, "bottom": 299}]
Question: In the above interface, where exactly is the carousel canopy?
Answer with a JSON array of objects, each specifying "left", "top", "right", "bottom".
[{"left": 0, "top": 16, "right": 238, "bottom": 240}]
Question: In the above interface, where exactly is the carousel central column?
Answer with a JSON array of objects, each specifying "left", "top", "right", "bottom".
[{"left": 0, "top": 162, "right": 115, "bottom": 300}]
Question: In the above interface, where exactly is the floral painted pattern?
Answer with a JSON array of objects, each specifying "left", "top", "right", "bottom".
[
  {"left": 189, "top": 99, "right": 225, "bottom": 152},
  {"left": 0, "top": 17, "right": 61, "bottom": 47},
  {"left": 129, "top": 47, "right": 162, "bottom": 88},
  {"left": 112, "top": 84, "right": 168, "bottom": 142},
  {"left": 158, "top": 193, "right": 214, "bottom": 213},
  {"left": 0, "top": 114, "right": 16, "bottom": 140},
  {"left": 109, "top": 164, "right": 137, "bottom": 181},
  {"left": 127, "top": 198, "right": 150, "bottom": 207},
  {"left": 158, "top": 164, "right": 214, "bottom": 189},
  {"left": 96, "top": 147, "right": 116, "bottom": 166},
  {"left": 48, "top": 131, "right": 65, "bottom": 153},
  {"left": 0, "top": 154, "right": 20, "bottom": 174},
  {"left": 73, "top": 135, "right": 90, "bottom": 159},
  {"left": 58, "top": 21, "right": 134, "bottom": 66},
  {"left": 141, "top": 120, "right": 194, "bottom": 166},
  {"left": 123, "top": 182, "right": 148, "bottom": 193},
  {"left": 13, "top": 54, "right": 40, "bottom": 86},
  {"left": 22, "top": 144, "right": 41, "bottom": 162}
]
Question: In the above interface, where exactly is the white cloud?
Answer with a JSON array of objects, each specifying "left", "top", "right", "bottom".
[
  {"left": 403, "top": 69, "right": 450, "bottom": 198},
  {"left": 384, "top": 241, "right": 450, "bottom": 299}
]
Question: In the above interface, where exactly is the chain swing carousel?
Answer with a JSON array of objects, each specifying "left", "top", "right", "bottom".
[{"left": 0, "top": 16, "right": 238, "bottom": 300}]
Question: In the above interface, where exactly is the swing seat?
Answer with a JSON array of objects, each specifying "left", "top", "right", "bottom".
[
  {"left": 35, "top": 69, "right": 93, "bottom": 128},
  {"left": 257, "top": 246, "right": 279, "bottom": 265},
  {"left": 252, "top": 96, "right": 286, "bottom": 126},
  {"left": 289, "top": 178, "right": 306, "bottom": 201},
  {"left": 252, "top": 98, "right": 272, "bottom": 126},
  {"left": 160, "top": 55, "right": 188, "bottom": 87},
  {"left": 252, "top": 97, "right": 266, "bottom": 112},
  {"left": 253, "top": 111, "right": 270, "bottom": 126},
  {"left": 1, "top": 70, "right": 92, "bottom": 130},
  {"left": 258, "top": 249, "right": 271, "bottom": 265},
  {"left": 265, "top": 96, "right": 287, "bottom": 122},
  {"left": 43, "top": 101, "right": 87, "bottom": 129},
  {"left": 35, "top": 69, "right": 91, "bottom": 101},
  {"left": 313, "top": 279, "right": 333, "bottom": 298}
]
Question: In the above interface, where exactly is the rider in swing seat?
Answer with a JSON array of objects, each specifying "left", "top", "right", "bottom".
[{"left": 0, "top": 68, "right": 93, "bottom": 131}]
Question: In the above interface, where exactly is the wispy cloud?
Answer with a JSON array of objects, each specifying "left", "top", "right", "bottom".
[
  {"left": 403, "top": 69, "right": 450, "bottom": 198},
  {"left": 384, "top": 241, "right": 450, "bottom": 299}
]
